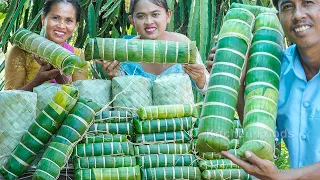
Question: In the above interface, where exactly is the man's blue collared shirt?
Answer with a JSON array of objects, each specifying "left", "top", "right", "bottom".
[{"left": 277, "top": 44, "right": 320, "bottom": 168}]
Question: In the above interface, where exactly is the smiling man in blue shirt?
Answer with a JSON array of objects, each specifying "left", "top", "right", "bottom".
[{"left": 220, "top": 0, "right": 320, "bottom": 178}]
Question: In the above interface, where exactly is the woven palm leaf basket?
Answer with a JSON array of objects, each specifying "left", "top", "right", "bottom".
[
  {"left": 33, "top": 83, "right": 61, "bottom": 115},
  {"left": 153, "top": 73, "right": 194, "bottom": 105},
  {"left": 112, "top": 75, "right": 152, "bottom": 110},
  {"left": 72, "top": 79, "right": 111, "bottom": 106},
  {"left": 0, "top": 91, "right": 37, "bottom": 167}
]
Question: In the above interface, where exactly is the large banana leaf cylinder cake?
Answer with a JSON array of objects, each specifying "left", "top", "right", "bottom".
[
  {"left": 0, "top": 91, "right": 37, "bottom": 167},
  {"left": 33, "top": 83, "right": 61, "bottom": 115},
  {"left": 33, "top": 98, "right": 101, "bottom": 179},
  {"left": 85, "top": 38, "right": 197, "bottom": 64},
  {"left": 197, "top": 8, "right": 254, "bottom": 153},
  {"left": 153, "top": 73, "right": 194, "bottom": 105},
  {"left": 10, "top": 28, "right": 87, "bottom": 75},
  {"left": 238, "top": 12, "right": 283, "bottom": 161},
  {"left": 72, "top": 79, "right": 111, "bottom": 106},
  {"left": 112, "top": 76, "right": 152, "bottom": 110}
]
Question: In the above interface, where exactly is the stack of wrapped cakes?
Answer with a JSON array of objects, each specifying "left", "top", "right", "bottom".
[
  {"left": 196, "top": 119, "right": 253, "bottom": 180},
  {"left": 134, "top": 104, "right": 201, "bottom": 180},
  {"left": 73, "top": 110, "right": 140, "bottom": 180}
]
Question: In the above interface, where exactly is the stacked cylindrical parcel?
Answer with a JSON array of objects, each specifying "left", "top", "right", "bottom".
[
  {"left": 237, "top": 12, "right": 283, "bottom": 161},
  {"left": 135, "top": 104, "right": 201, "bottom": 180},
  {"left": 192, "top": 119, "right": 252, "bottom": 179},
  {"left": 197, "top": 8, "right": 255, "bottom": 153},
  {"left": 0, "top": 85, "right": 79, "bottom": 179},
  {"left": 33, "top": 98, "right": 101, "bottom": 179},
  {"left": 84, "top": 38, "right": 198, "bottom": 64},
  {"left": 73, "top": 110, "right": 140, "bottom": 180}
]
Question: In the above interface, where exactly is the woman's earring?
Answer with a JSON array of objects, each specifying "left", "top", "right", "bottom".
[
  {"left": 40, "top": 26, "right": 46, "bottom": 37},
  {"left": 41, "top": 18, "right": 47, "bottom": 37}
]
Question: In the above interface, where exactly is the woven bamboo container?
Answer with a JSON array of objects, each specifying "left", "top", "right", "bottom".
[
  {"left": 112, "top": 76, "right": 152, "bottom": 110},
  {"left": 0, "top": 91, "right": 37, "bottom": 167},
  {"left": 33, "top": 83, "right": 61, "bottom": 115},
  {"left": 72, "top": 80, "right": 111, "bottom": 106},
  {"left": 153, "top": 73, "right": 194, "bottom": 105}
]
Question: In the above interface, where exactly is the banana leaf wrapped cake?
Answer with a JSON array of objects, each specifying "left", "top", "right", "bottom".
[
  {"left": 197, "top": 8, "right": 254, "bottom": 153},
  {"left": 33, "top": 98, "right": 101, "bottom": 180},
  {"left": 10, "top": 28, "right": 87, "bottom": 75},
  {"left": 85, "top": 38, "right": 197, "bottom": 64},
  {"left": 238, "top": 12, "right": 283, "bottom": 161},
  {"left": 74, "top": 109, "right": 137, "bottom": 180}
]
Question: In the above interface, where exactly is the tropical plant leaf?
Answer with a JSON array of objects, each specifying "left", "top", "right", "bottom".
[
  {"left": 0, "top": 0, "right": 18, "bottom": 39},
  {"left": 88, "top": 2, "right": 96, "bottom": 38},
  {"left": 27, "top": 9, "right": 42, "bottom": 30}
]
